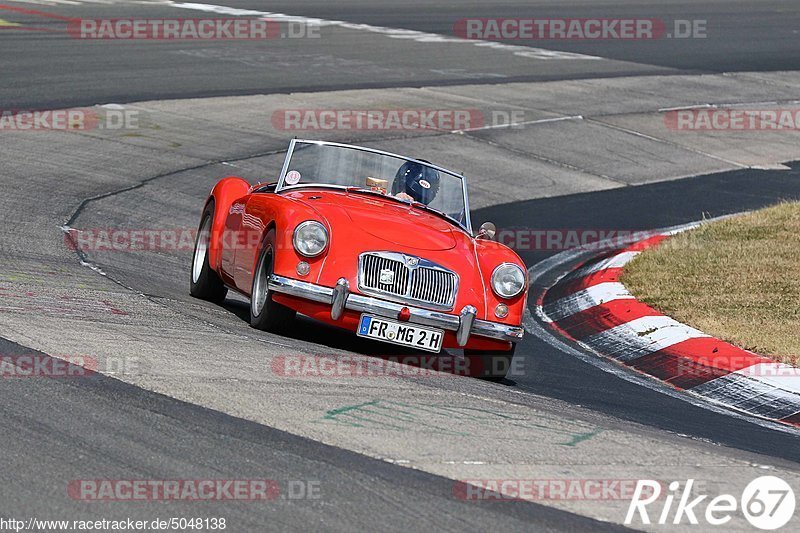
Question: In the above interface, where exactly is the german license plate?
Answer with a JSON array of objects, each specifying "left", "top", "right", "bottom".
[{"left": 357, "top": 314, "right": 444, "bottom": 353}]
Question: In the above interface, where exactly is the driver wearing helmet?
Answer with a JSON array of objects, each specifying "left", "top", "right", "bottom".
[{"left": 391, "top": 160, "right": 440, "bottom": 205}]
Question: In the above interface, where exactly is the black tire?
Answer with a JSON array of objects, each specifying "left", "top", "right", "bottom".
[
  {"left": 464, "top": 344, "right": 516, "bottom": 381},
  {"left": 190, "top": 200, "right": 228, "bottom": 304},
  {"left": 250, "top": 229, "right": 296, "bottom": 332}
]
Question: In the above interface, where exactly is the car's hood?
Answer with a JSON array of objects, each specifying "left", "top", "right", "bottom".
[
  {"left": 274, "top": 187, "right": 526, "bottom": 321},
  {"left": 286, "top": 188, "right": 459, "bottom": 251}
]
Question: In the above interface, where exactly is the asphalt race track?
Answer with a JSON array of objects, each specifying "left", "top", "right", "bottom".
[
  {"left": 4, "top": 0, "right": 800, "bottom": 108},
  {"left": 2, "top": 1, "right": 800, "bottom": 531}
]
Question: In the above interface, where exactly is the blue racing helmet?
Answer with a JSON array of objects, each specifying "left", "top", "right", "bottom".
[{"left": 391, "top": 160, "right": 440, "bottom": 205}]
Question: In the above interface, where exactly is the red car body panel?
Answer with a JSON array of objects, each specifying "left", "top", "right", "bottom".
[{"left": 203, "top": 177, "right": 527, "bottom": 351}]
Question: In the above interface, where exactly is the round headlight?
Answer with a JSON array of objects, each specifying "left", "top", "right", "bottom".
[
  {"left": 491, "top": 263, "right": 526, "bottom": 298},
  {"left": 293, "top": 221, "right": 328, "bottom": 257}
]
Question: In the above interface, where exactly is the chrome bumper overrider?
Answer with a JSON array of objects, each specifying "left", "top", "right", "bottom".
[{"left": 268, "top": 275, "right": 524, "bottom": 346}]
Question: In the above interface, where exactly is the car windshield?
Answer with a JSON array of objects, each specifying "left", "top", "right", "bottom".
[{"left": 277, "top": 140, "right": 471, "bottom": 233}]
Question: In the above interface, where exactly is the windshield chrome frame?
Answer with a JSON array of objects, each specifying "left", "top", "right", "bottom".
[{"left": 276, "top": 139, "right": 473, "bottom": 235}]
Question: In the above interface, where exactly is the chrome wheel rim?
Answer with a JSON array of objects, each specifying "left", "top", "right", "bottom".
[
  {"left": 252, "top": 247, "right": 271, "bottom": 317},
  {"left": 192, "top": 216, "right": 211, "bottom": 284}
]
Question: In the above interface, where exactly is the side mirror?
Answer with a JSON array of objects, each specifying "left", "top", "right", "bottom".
[{"left": 477, "top": 222, "right": 497, "bottom": 241}]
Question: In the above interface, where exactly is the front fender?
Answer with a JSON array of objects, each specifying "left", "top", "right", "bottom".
[
  {"left": 233, "top": 193, "right": 332, "bottom": 291},
  {"left": 206, "top": 176, "right": 250, "bottom": 272},
  {"left": 474, "top": 240, "right": 528, "bottom": 325}
]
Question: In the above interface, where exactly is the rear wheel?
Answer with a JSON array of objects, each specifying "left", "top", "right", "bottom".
[
  {"left": 190, "top": 201, "right": 227, "bottom": 304},
  {"left": 250, "top": 229, "right": 296, "bottom": 332},
  {"left": 464, "top": 344, "right": 516, "bottom": 381}
]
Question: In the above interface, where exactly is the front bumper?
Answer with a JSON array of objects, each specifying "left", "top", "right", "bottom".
[{"left": 268, "top": 275, "right": 524, "bottom": 346}]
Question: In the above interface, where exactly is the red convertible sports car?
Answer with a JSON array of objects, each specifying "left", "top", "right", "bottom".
[{"left": 190, "top": 139, "right": 527, "bottom": 379}]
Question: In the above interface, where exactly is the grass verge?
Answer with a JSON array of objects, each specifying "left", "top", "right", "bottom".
[{"left": 621, "top": 201, "right": 800, "bottom": 365}]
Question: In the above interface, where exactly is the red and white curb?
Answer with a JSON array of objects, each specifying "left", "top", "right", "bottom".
[{"left": 530, "top": 221, "right": 800, "bottom": 429}]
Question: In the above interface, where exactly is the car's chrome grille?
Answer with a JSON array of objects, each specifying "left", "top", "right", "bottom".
[
  {"left": 361, "top": 254, "right": 409, "bottom": 297},
  {"left": 359, "top": 252, "right": 458, "bottom": 310},
  {"left": 409, "top": 267, "right": 456, "bottom": 306}
]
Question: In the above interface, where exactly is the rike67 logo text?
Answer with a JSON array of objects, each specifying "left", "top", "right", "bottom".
[{"left": 626, "top": 476, "right": 795, "bottom": 530}]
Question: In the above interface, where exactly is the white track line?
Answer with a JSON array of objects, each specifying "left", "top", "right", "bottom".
[
  {"left": 453, "top": 115, "right": 584, "bottom": 134},
  {"left": 168, "top": 2, "right": 604, "bottom": 61}
]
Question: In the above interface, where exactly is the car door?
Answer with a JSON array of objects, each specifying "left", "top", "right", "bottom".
[
  {"left": 232, "top": 195, "right": 270, "bottom": 293},
  {"left": 220, "top": 198, "right": 246, "bottom": 283}
]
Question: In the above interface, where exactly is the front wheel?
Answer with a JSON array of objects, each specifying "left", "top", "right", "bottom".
[
  {"left": 464, "top": 344, "right": 516, "bottom": 381},
  {"left": 250, "top": 229, "right": 296, "bottom": 332},
  {"left": 190, "top": 201, "right": 228, "bottom": 304}
]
